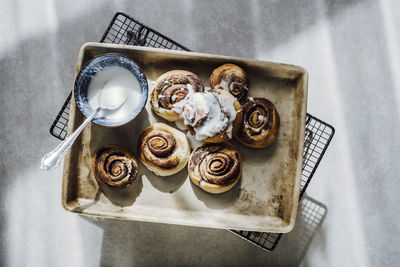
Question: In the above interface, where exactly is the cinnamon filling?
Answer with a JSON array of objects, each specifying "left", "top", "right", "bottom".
[
  {"left": 158, "top": 84, "right": 189, "bottom": 108},
  {"left": 146, "top": 131, "right": 176, "bottom": 157},
  {"left": 105, "top": 154, "right": 129, "bottom": 181},
  {"left": 94, "top": 147, "right": 137, "bottom": 188},
  {"left": 142, "top": 130, "right": 180, "bottom": 169},
  {"left": 193, "top": 144, "right": 240, "bottom": 185},
  {"left": 236, "top": 97, "right": 280, "bottom": 146},
  {"left": 153, "top": 72, "right": 204, "bottom": 111},
  {"left": 246, "top": 105, "right": 269, "bottom": 135}
]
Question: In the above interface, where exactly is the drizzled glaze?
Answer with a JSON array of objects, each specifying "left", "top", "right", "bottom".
[{"left": 173, "top": 91, "right": 237, "bottom": 141}]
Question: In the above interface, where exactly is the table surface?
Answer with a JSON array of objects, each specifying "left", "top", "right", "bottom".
[{"left": 1, "top": 0, "right": 399, "bottom": 266}]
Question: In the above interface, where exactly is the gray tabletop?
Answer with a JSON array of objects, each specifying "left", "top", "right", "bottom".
[{"left": 1, "top": 0, "right": 399, "bottom": 266}]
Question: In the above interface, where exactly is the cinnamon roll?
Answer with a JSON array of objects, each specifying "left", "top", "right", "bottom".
[
  {"left": 151, "top": 70, "right": 204, "bottom": 121},
  {"left": 188, "top": 142, "right": 242, "bottom": 194},
  {"left": 92, "top": 145, "right": 139, "bottom": 188},
  {"left": 209, "top": 63, "right": 248, "bottom": 102},
  {"left": 173, "top": 89, "right": 242, "bottom": 143},
  {"left": 234, "top": 97, "right": 280, "bottom": 149},
  {"left": 138, "top": 123, "right": 190, "bottom": 176}
]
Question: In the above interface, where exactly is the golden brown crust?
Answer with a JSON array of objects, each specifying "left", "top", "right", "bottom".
[
  {"left": 188, "top": 142, "right": 241, "bottom": 194},
  {"left": 138, "top": 123, "right": 190, "bottom": 176},
  {"left": 209, "top": 63, "right": 248, "bottom": 102},
  {"left": 151, "top": 70, "right": 204, "bottom": 121},
  {"left": 234, "top": 97, "right": 280, "bottom": 149},
  {"left": 92, "top": 145, "right": 139, "bottom": 188}
]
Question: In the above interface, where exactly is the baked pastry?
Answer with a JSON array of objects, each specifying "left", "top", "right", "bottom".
[
  {"left": 174, "top": 89, "right": 242, "bottom": 143},
  {"left": 209, "top": 63, "right": 248, "bottom": 102},
  {"left": 234, "top": 97, "right": 280, "bottom": 148},
  {"left": 188, "top": 142, "right": 242, "bottom": 194},
  {"left": 92, "top": 145, "right": 139, "bottom": 188},
  {"left": 138, "top": 123, "right": 190, "bottom": 176},
  {"left": 150, "top": 70, "right": 204, "bottom": 121}
]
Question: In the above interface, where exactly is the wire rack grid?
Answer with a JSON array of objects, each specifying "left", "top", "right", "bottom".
[
  {"left": 49, "top": 12, "right": 335, "bottom": 252},
  {"left": 230, "top": 115, "right": 334, "bottom": 250}
]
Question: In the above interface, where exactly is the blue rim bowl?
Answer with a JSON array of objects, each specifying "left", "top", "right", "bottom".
[{"left": 74, "top": 54, "right": 148, "bottom": 127}]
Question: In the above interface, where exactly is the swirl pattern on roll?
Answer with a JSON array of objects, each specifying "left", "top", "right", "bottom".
[
  {"left": 234, "top": 97, "right": 280, "bottom": 148},
  {"left": 151, "top": 70, "right": 204, "bottom": 121},
  {"left": 140, "top": 130, "right": 179, "bottom": 169},
  {"left": 209, "top": 63, "right": 248, "bottom": 102},
  {"left": 92, "top": 145, "right": 138, "bottom": 188},
  {"left": 138, "top": 123, "right": 191, "bottom": 176},
  {"left": 189, "top": 143, "right": 241, "bottom": 185}
]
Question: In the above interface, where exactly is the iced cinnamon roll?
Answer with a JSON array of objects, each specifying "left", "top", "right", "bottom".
[
  {"left": 138, "top": 123, "right": 190, "bottom": 176},
  {"left": 151, "top": 70, "right": 204, "bottom": 121},
  {"left": 92, "top": 145, "right": 139, "bottom": 188},
  {"left": 188, "top": 142, "right": 242, "bottom": 194},
  {"left": 234, "top": 97, "right": 280, "bottom": 149},
  {"left": 173, "top": 89, "right": 242, "bottom": 143},
  {"left": 209, "top": 63, "right": 248, "bottom": 102}
]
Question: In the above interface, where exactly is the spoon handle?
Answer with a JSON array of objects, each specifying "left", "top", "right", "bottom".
[{"left": 40, "top": 108, "right": 100, "bottom": 170}]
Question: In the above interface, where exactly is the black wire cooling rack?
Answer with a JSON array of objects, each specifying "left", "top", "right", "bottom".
[
  {"left": 49, "top": 12, "right": 335, "bottom": 252},
  {"left": 230, "top": 116, "right": 334, "bottom": 250}
]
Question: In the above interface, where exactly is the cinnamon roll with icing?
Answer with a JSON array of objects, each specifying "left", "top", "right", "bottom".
[
  {"left": 188, "top": 142, "right": 242, "bottom": 194},
  {"left": 173, "top": 89, "right": 242, "bottom": 143},
  {"left": 234, "top": 97, "right": 280, "bottom": 149},
  {"left": 209, "top": 63, "right": 248, "bottom": 102},
  {"left": 138, "top": 123, "right": 190, "bottom": 176},
  {"left": 92, "top": 145, "right": 139, "bottom": 188},
  {"left": 151, "top": 70, "right": 204, "bottom": 121}
]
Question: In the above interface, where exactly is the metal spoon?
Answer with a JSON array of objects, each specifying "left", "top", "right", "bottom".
[{"left": 40, "top": 83, "right": 128, "bottom": 170}]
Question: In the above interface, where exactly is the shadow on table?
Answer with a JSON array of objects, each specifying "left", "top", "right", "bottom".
[
  {"left": 80, "top": 194, "right": 327, "bottom": 266},
  {"left": 271, "top": 195, "right": 328, "bottom": 264},
  {"left": 230, "top": 194, "right": 327, "bottom": 265}
]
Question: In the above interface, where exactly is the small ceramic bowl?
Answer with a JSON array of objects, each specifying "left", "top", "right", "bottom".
[{"left": 74, "top": 54, "right": 148, "bottom": 127}]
